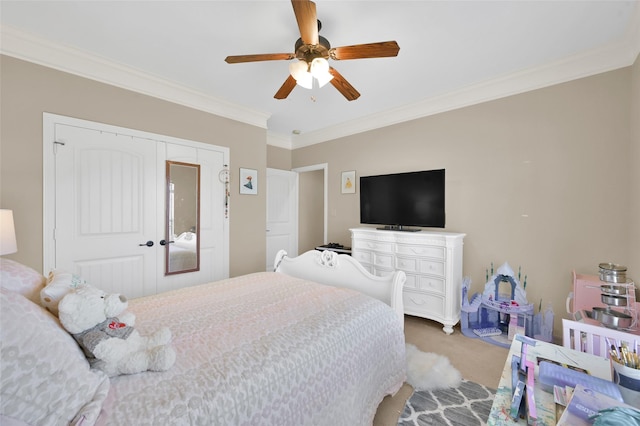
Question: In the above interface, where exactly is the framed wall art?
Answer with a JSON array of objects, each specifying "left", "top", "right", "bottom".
[
  {"left": 341, "top": 170, "right": 356, "bottom": 194},
  {"left": 239, "top": 168, "right": 258, "bottom": 195}
]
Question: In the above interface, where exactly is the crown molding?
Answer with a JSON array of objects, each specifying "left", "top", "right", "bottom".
[
  {"left": 2, "top": 14, "right": 638, "bottom": 150},
  {"left": 292, "top": 33, "right": 640, "bottom": 149},
  {"left": 266, "top": 131, "right": 293, "bottom": 149},
  {"left": 0, "top": 25, "right": 270, "bottom": 130}
]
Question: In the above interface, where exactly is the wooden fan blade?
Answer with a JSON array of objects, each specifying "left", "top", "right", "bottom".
[
  {"left": 291, "top": 0, "right": 318, "bottom": 45},
  {"left": 328, "top": 67, "right": 360, "bottom": 101},
  {"left": 274, "top": 75, "right": 297, "bottom": 99},
  {"left": 330, "top": 41, "right": 400, "bottom": 60},
  {"left": 225, "top": 53, "right": 294, "bottom": 64}
]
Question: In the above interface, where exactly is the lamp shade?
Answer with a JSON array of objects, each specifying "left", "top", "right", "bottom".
[
  {"left": 289, "top": 60, "right": 313, "bottom": 89},
  {"left": 0, "top": 209, "right": 17, "bottom": 255},
  {"left": 310, "top": 58, "right": 333, "bottom": 88}
]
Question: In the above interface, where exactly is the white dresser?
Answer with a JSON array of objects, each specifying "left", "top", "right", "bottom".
[{"left": 350, "top": 227, "right": 465, "bottom": 334}]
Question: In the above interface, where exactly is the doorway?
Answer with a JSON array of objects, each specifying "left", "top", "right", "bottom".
[
  {"left": 265, "top": 163, "right": 327, "bottom": 270},
  {"left": 293, "top": 163, "right": 328, "bottom": 251}
]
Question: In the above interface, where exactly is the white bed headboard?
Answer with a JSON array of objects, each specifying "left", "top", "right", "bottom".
[{"left": 274, "top": 249, "right": 406, "bottom": 327}]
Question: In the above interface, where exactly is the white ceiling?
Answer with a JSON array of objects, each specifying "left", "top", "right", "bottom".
[{"left": 1, "top": 1, "right": 639, "bottom": 148}]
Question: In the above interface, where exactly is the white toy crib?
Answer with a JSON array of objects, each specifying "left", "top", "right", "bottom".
[{"left": 562, "top": 318, "right": 638, "bottom": 359}]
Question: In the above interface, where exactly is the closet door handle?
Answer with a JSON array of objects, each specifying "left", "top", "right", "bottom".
[
  {"left": 159, "top": 240, "right": 174, "bottom": 246},
  {"left": 139, "top": 240, "right": 154, "bottom": 247}
]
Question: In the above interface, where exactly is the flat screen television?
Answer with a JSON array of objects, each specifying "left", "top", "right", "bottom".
[{"left": 359, "top": 169, "right": 445, "bottom": 230}]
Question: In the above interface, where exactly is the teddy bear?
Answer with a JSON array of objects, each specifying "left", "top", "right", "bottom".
[{"left": 58, "top": 284, "right": 176, "bottom": 377}]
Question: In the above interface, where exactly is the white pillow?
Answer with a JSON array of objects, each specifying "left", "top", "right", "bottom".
[
  {"left": 0, "top": 258, "right": 46, "bottom": 304},
  {"left": 40, "top": 269, "right": 87, "bottom": 316},
  {"left": 0, "top": 289, "right": 110, "bottom": 425}
]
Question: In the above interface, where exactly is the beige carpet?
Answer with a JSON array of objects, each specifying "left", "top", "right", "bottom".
[{"left": 373, "top": 315, "right": 509, "bottom": 426}]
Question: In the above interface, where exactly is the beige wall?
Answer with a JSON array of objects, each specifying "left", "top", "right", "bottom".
[
  {"left": 630, "top": 55, "right": 640, "bottom": 284},
  {"left": 292, "top": 66, "right": 636, "bottom": 337},
  {"left": 267, "top": 145, "right": 292, "bottom": 170},
  {"left": 0, "top": 55, "right": 266, "bottom": 277},
  {"left": 2, "top": 53, "right": 637, "bottom": 339},
  {"left": 298, "top": 170, "right": 324, "bottom": 252}
]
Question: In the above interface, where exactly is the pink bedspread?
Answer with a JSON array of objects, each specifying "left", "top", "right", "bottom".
[{"left": 97, "top": 272, "right": 405, "bottom": 425}]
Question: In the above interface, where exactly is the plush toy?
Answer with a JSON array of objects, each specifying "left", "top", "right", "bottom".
[{"left": 58, "top": 284, "right": 176, "bottom": 377}]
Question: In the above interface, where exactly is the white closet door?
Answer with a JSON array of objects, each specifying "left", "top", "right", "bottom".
[
  {"left": 197, "top": 148, "right": 228, "bottom": 281},
  {"left": 156, "top": 143, "right": 228, "bottom": 294},
  {"left": 54, "top": 124, "right": 159, "bottom": 297}
]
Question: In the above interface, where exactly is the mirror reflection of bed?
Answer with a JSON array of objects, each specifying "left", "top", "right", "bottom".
[
  {"left": 169, "top": 231, "right": 197, "bottom": 272},
  {"left": 165, "top": 160, "right": 200, "bottom": 275}
]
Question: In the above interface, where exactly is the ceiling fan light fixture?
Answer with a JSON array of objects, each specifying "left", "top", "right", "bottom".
[
  {"left": 310, "top": 57, "right": 329, "bottom": 76},
  {"left": 288, "top": 59, "right": 307, "bottom": 79},
  {"left": 310, "top": 57, "right": 333, "bottom": 87},
  {"left": 297, "top": 72, "right": 313, "bottom": 89},
  {"left": 289, "top": 60, "right": 313, "bottom": 89},
  {"left": 314, "top": 70, "right": 333, "bottom": 88}
]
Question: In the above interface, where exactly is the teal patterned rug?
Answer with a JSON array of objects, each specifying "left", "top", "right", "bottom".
[{"left": 397, "top": 379, "right": 496, "bottom": 426}]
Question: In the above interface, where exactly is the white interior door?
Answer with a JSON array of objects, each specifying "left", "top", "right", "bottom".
[
  {"left": 156, "top": 143, "right": 228, "bottom": 293},
  {"left": 266, "top": 168, "right": 298, "bottom": 270},
  {"left": 53, "top": 124, "right": 159, "bottom": 297}
]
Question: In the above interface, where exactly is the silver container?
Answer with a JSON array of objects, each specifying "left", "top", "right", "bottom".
[
  {"left": 600, "top": 309, "right": 632, "bottom": 329},
  {"left": 601, "top": 293, "right": 628, "bottom": 306},
  {"left": 592, "top": 306, "right": 608, "bottom": 321},
  {"left": 599, "top": 262, "right": 627, "bottom": 283},
  {"left": 600, "top": 284, "right": 627, "bottom": 295}
]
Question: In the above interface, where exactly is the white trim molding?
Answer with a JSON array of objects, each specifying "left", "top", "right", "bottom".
[
  {"left": 3, "top": 2, "right": 639, "bottom": 151},
  {"left": 1, "top": 25, "right": 270, "bottom": 130},
  {"left": 292, "top": 25, "right": 640, "bottom": 149}
]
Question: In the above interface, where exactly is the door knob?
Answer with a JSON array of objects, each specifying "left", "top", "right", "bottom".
[
  {"left": 139, "top": 240, "right": 154, "bottom": 247},
  {"left": 159, "top": 240, "right": 174, "bottom": 246}
]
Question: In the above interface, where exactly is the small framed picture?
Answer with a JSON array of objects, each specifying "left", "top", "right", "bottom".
[
  {"left": 239, "top": 168, "right": 258, "bottom": 195},
  {"left": 341, "top": 170, "right": 356, "bottom": 194}
]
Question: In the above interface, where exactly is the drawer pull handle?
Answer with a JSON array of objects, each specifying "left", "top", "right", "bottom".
[{"left": 409, "top": 297, "right": 426, "bottom": 305}]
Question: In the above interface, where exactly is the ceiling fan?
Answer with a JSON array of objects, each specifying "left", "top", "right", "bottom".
[{"left": 224, "top": 0, "right": 400, "bottom": 101}]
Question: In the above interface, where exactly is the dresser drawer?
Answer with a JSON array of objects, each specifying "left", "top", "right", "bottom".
[
  {"left": 404, "top": 274, "right": 445, "bottom": 295},
  {"left": 372, "top": 252, "right": 394, "bottom": 269},
  {"left": 396, "top": 243, "right": 445, "bottom": 260},
  {"left": 403, "top": 289, "right": 445, "bottom": 317},
  {"left": 418, "top": 259, "right": 445, "bottom": 277},
  {"left": 396, "top": 256, "right": 419, "bottom": 272},
  {"left": 372, "top": 266, "right": 394, "bottom": 278},
  {"left": 352, "top": 239, "right": 394, "bottom": 253},
  {"left": 418, "top": 275, "right": 445, "bottom": 294},
  {"left": 352, "top": 250, "right": 372, "bottom": 265}
]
